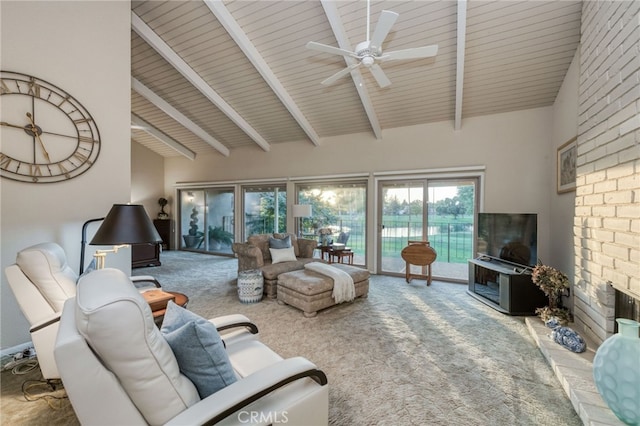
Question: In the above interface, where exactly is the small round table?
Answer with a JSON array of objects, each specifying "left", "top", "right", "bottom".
[{"left": 401, "top": 241, "right": 437, "bottom": 285}]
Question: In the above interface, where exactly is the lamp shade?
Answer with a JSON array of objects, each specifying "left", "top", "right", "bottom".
[
  {"left": 292, "top": 204, "right": 312, "bottom": 218},
  {"left": 90, "top": 204, "right": 162, "bottom": 245}
]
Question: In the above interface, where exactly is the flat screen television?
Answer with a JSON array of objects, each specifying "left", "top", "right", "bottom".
[{"left": 476, "top": 213, "right": 537, "bottom": 267}]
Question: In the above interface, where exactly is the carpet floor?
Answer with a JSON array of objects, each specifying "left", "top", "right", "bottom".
[{"left": 1, "top": 251, "right": 580, "bottom": 425}]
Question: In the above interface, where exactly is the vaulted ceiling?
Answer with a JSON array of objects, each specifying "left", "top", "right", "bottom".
[{"left": 131, "top": 0, "right": 582, "bottom": 160}]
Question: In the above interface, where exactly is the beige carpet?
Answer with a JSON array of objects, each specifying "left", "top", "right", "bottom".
[{"left": 1, "top": 251, "right": 580, "bottom": 425}]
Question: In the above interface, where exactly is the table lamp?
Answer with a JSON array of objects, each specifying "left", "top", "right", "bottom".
[
  {"left": 80, "top": 204, "right": 162, "bottom": 273},
  {"left": 292, "top": 204, "right": 312, "bottom": 237}
]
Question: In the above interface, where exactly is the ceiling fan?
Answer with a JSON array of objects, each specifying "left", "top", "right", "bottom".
[{"left": 306, "top": 1, "right": 438, "bottom": 88}]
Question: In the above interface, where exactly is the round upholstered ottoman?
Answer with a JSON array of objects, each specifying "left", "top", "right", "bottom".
[{"left": 237, "top": 269, "right": 264, "bottom": 303}]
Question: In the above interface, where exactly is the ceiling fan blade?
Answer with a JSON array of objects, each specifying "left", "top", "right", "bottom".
[
  {"left": 369, "top": 63, "right": 391, "bottom": 88},
  {"left": 306, "top": 41, "right": 355, "bottom": 58},
  {"left": 321, "top": 63, "right": 361, "bottom": 86},
  {"left": 369, "top": 10, "right": 399, "bottom": 52},
  {"left": 380, "top": 45, "right": 439, "bottom": 62}
]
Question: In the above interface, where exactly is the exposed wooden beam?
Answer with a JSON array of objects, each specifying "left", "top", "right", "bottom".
[
  {"left": 131, "top": 77, "right": 230, "bottom": 157},
  {"left": 454, "top": 0, "right": 468, "bottom": 131},
  {"left": 131, "top": 113, "right": 196, "bottom": 161},
  {"left": 320, "top": 0, "right": 383, "bottom": 140},
  {"left": 204, "top": 0, "right": 321, "bottom": 147},
  {"left": 131, "top": 11, "right": 270, "bottom": 152}
]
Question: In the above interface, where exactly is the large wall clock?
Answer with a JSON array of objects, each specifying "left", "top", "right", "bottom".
[{"left": 0, "top": 71, "right": 101, "bottom": 183}]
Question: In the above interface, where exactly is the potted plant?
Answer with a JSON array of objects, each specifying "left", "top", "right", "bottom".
[
  {"left": 182, "top": 207, "right": 204, "bottom": 248},
  {"left": 158, "top": 197, "right": 169, "bottom": 219},
  {"left": 531, "top": 263, "right": 572, "bottom": 324},
  {"left": 208, "top": 226, "right": 233, "bottom": 249}
]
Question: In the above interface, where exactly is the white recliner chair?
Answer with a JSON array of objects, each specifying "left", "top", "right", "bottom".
[
  {"left": 55, "top": 268, "right": 329, "bottom": 425},
  {"left": 4, "top": 242, "right": 79, "bottom": 380},
  {"left": 4, "top": 242, "right": 162, "bottom": 380}
]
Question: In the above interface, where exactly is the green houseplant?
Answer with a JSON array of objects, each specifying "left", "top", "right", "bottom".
[
  {"left": 157, "top": 197, "right": 169, "bottom": 219},
  {"left": 209, "top": 226, "right": 233, "bottom": 248}
]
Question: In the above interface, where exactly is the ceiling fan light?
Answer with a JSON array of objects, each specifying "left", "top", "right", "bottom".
[{"left": 362, "top": 56, "right": 375, "bottom": 67}]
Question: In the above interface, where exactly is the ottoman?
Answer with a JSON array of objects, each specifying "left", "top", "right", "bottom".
[{"left": 277, "top": 263, "right": 370, "bottom": 317}]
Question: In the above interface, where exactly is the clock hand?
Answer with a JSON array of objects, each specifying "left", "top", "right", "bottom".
[
  {"left": 26, "top": 112, "right": 51, "bottom": 163},
  {"left": 41, "top": 130, "right": 82, "bottom": 140},
  {"left": 0, "top": 121, "right": 27, "bottom": 130}
]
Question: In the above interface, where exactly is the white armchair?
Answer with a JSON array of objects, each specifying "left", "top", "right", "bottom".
[
  {"left": 4, "top": 243, "right": 77, "bottom": 380},
  {"left": 54, "top": 268, "right": 328, "bottom": 425},
  {"left": 4, "top": 242, "right": 161, "bottom": 380}
]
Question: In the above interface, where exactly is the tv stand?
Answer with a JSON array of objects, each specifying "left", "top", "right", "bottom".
[{"left": 468, "top": 257, "right": 547, "bottom": 315}]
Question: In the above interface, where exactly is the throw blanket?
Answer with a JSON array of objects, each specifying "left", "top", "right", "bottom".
[{"left": 304, "top": 262, "right": 355, "bottom": 304}]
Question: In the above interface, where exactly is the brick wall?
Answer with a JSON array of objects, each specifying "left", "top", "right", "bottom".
[{"left": 574, "top": 0, "right": 640, "bottom": 344}]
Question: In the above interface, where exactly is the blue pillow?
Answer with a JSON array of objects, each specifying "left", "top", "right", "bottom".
[
  {"left": 160, "top": 301, "right": 237, "bottom": 398},
  {"left": 77, "top": 258, "right": 97, "bottom": 283},
  {"left": 269, "top": 235, "right": 291, "bottom": 249}
]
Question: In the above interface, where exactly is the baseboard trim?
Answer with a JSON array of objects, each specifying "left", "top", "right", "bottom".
[{"left": 1, "top": 341, "right": 33, "bottom": 359}]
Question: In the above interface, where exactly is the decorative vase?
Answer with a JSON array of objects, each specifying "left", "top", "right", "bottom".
[{"left": 592, "top": 318, "right": 640, "bottom": 425}]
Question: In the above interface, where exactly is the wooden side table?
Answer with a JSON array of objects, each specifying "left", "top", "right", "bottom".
[
  {"left": 143, "top": 290, "right": 189, "bottom": 325},
  {"left": 330, "top": 248, "right": 354, "bottom": 265},
  {"left": 401, "top": 241, "right": 437, "bottom": 285},
  {"left": 318, "top": 245, "right": 332, "bottom": 261}
]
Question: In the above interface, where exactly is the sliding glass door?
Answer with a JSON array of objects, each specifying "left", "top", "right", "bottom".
[
  {"left": 180, "top": 190, "right": 206, "bottom": 250},
  {"left": 378, "top": 178, "right": 477, "bottom": 281},
  {"left": 205, "top": 188, "right": 234, "bottom": 254},
  {"left": 297, "top": 181, "right": 367, "bottom": 266},
  {"left": 178, "top": 188, "right": 235, "bottom": 255},
  {"left": 379, "top": 181, "right": 425, "bottom": 274}
]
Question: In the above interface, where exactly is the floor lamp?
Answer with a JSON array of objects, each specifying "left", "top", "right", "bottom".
[
  {"left": 292, "top": 204, "right": 312, "bottom": 238},
  {"left": 80, "top": 204, "right": 162, "bottom": 274}
]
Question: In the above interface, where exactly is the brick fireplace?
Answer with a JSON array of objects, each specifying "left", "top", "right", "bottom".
[{"left": 572, "top": 0, "right": 640, "bottom": 345}]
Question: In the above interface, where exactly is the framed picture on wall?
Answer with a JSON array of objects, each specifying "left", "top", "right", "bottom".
[{"left": 557, "top": 137, "right": 577, "bottom": 193}]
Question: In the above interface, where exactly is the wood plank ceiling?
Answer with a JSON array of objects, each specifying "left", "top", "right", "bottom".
[{"left": 131, "top": 0, "right": 582, "bottom": 159}]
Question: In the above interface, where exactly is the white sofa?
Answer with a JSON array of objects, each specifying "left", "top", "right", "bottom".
[{"left": 54, "top": 268, "right": 329, "bottom": 425}]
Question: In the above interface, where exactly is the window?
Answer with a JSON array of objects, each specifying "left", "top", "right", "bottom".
[
  {"left": 242, "top": 184, "right": 287, "bottom": 240},
  {"left": 297, "top": 181, "right": 367, "bottom": 266}
]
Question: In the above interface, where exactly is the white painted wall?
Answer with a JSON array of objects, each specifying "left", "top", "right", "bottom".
[
  {"left": 164, "top": 107, "right": 554, "bottom": 263},
  {"left": 0, "top": 1, "right": 131, "bottom": 350},
  {"left": 132, "top": 141, "right": 166, "bottom": 219}
]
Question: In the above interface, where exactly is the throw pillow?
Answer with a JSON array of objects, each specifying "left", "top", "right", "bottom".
[
  {"left": 77, "top": 258, "right": 96, "bottom": 282},
  {"left": 274, "top": 233, "right": 300, "bottom": 257},
  {"left": 269, "top": 246, "right": 297, "bottom": 264},
  {"left": 160, "top": 301, "right": 237, "bottom": 398},
  {"left": 269, "top": 235, "right": 291, "bottom": 249}
]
